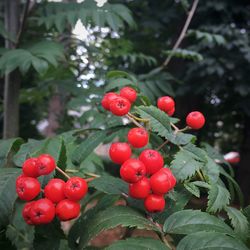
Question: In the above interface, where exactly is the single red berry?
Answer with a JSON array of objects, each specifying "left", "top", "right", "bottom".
[
  {"left": 120, "top": 158, "right": 146, "bottom": 183},
  {"left": 167, "top": 106, "right": 175, "bottom": 116},
  {"left": 186, "top": 111, "right": 205, "bottom": 130},
  {"left": 139, "top": 149, "right": 164, "bottom": 175},
  {"left": 22, "top": 201, "right": 36, "bottom": 225},
  {"left": 150, "top": 168, "right": 176, "bottom": 195},
  {"left": 144, "top": 194, "right": 165, "bottom": 213},
  {"left": 16, "top": 176, "right": 41, "bottom": 201},
  {"left": 64, "top": 177, "right": 88, "bottom": 201},
  {"left": 129, "top": 177, "right": 151, "bottom": 199},
  {"left": 157, "top": 96, "right": 175, "bottom": 113},
  {"left": 22, "top": 158, "right": 40, "bottom": 178},
  {"left": 44, "top": 178, "right": 66, "bottom": 203},
  {"left": 29, "top": 198, "right": 55, "bottom": 224},
  {"left": 109, "top": 96, "right": 131, "bottom": 116},
  {"left": 101, "top": 92, "right": 119, "bottom": 111},
  {"left": 37, "top": 154, "right": 56, "bottom": 176},
  {"left": 127, "top": 128, "right": 149, "bottom": 148},
  {"left": 56, "top": 199, "right": 80, "bottom": 221},
  {"left": 109, "top": 142, "right": 132, "bottom": 164},
  {"left": 120, "top": 87, "right": 137, "bottom": 103}
]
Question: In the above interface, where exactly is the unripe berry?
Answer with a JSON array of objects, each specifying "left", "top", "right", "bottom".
[
  {"left": 127, "top": 128, "right": 149, "bottom": 148},
  {"left": 157, "top": 96, "right": 175, "bottom": 113},
  {"left": 139, "top": 149, "right": 164, "bottom": 175},
  {"left": 129, "top": 177, "right": 151, "bottom": 199},
  {"left": 109, "top": 142, "right": 132, "bottom": 164},
  {"left": 56, "top": 199, "right": 80, "bottom": 221},
  {"left": 144, "top": 194, "right": 165, "bottom": 213},
  {"left": 22, "top": 158, "right": 40, "bottom": 178},
  {"left": 37, "top": 154, "right": 56, "bottom": 176},
  {"left": 120, "top": 159, "right": 146, "bottom": 183},
  {"left": 186, "top": 111, "right": 205, "bottom": 130},
  {"left": 109, "top": 96, "right": 131, "bottom": 116},
  {"left": 101, "top": 92, "right": 119, "bottom": 111},
  {"left": 64, "top": 177, "right": 88, "bottom": 201},
  {"left": 44, "top": 178, "right": 66, "bottom": 203},
  {"left": 120, "top": 87, "right": 137, "bottom": 103}
]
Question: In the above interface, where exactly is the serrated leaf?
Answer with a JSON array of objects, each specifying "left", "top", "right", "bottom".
[
  {"left": 78, "top": 206, "right": 160, "bottom": 248},
  {"left": 203, "top": 157, "right": 220, "bottom": 183},
  {"left": 106, "top": 70, "right": 137, "bottom": 83},
  {"left": 225, "top": 206, "right": 249, "bottom": 240},
  {"left": 164, "top": 49, "right": 203, "bottom": 61},
  {"left": 0, "top": 168, "right": 21, "bottom": 228},
  {"left": 192, "top": 181, "right": 211, "bottom": 189},
  {"left": 105, "top": 78, "right": 137, "bottom": 92},
  {"left": 184, "top": 182, "right": 200, "bottom": 198},
  {"left": 207, "top": 184, "right": 230, "bottom": 213},
  {"left": 177, "top": 232, "right": 248, "bottom": 250},
  {"left": 163, "top": 209, "right": 234, "bottom": 235},
  {"left": 183, "top": 143, "right": 207, "bottom": 162},
  {"left": 105, "top": 237, "right": 170, "bottom": 250},
  {"left": 89, "top": 175, "right": 128, "bottom": 195},
  {"left": 170, "top": 149, "right": 204, "bottom": 181}
]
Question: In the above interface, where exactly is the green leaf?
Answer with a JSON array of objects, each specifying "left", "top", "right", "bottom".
[
  {"left": 163, "top": 209, "right": 234, "bottom": 235},
  {"left": 170, "top": 149, "right": 204, "bottom": 181},
  {"left": 177, "top": 232, "right": 248, "bottom": 250},
  {"left": 105, "top": 237, "right": 170, "bottom": 250},
  {"left": 6, "top": 200, "right": 34, "bottom": 250},
  {"left": 183, "top": 143, "right": 207, "bottom": 162},
  {"left": 203, "top": 157, "right": 220, "bottom": 183},
  {"left": 0, "top": 168, "right": 21, "bottom": 228},
  {"left": 225, "top": 206, "right": 249, "bottom": 240},
  {"left": 207, "top": 184, "right": 230, "bottom": 213},
  {"left": 89, "top": 175, "right": 128, "bottom": 195},
  {"left": 105, "top": 78, "right": 137, "bottom": 92},
  {"left": 72, "top": 130, "right": 106, "bottom": 165},
  {"left": 0, "top": 138, "right": 24, "bottom": 168},
  {"left": 164, "top": 49, "right": 203, "bottom": 61},
  {"left": 106, "top": 70, "right": 137, "bottom": 83},
  {"left": 78, "top": 206, "right": 160, "bottom": 248},
  {"left": 184, "top": 182, "right": 200, "bottom": 198}
]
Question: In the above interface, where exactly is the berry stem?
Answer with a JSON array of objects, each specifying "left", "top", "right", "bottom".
[
  {"left": 197, "top": 169, "right": 205, "bottom": 181},
  {"left": 56, "top": 166, "right": 71, "bottom": 179},
  {"left": 170, "top": 122, "right": 179, "bottom": 132},
  {"left": 85, "top": 172, "right": 101, "bottom": 178},
  {"left": 128, "top": 112, "right": 149, "bottom": 123},
  {"left": 85, "top": 177, "right": 95, "bottom": 182},
  {"left": 178, "top": 126, "right": 190, "bottom": 132},
  {"left": 125, "top": 114, "right": 144, "bottom": 128},
  {"left": 65, "top": 169, "right": 78, "bottom": 173},
  {"left": 156, "top": 139, "right": 169, "bottom": 151}
]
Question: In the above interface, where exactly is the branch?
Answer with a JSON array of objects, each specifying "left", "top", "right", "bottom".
[{"left": 161, "top": 0, "right": 199, "bottom": 68}]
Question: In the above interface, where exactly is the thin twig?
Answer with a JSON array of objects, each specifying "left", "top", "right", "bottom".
[
  {"left": 56, "top": 166, "right": 71, "bottom": 179},
  {"left": 85, "top": 172, "right": 100, "bottom": 178},
  {"left": 128, "top": 112, "right": 149, "bottom": 123},
  {"left": 125, "top": 114, "right": 144, "bottom": 128},
  {"left": 156, "top": 140, "right": 169, "bottom": 151}
]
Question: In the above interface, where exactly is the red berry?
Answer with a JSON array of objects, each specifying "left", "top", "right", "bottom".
[
  {"left": 157, "top": 96, "right": 175, "bottom": 113},
  {"left": 186, "top": 111, "right": 205, "bottom": 130},
  {"left": 22, "top": 158, "right": 40, "bottom": 178},
  {"left": 150, "top": 168, "right": 176, "bottom": 195},
  {"left": 127, "top": 128, "right": 149, "bottom": 148},
  {"left": 109, "top": 142, "right": 132, "bottom": 164},
  {"left": 56, "top": 199, "right": 80, "bottom": 221},
  {"left": 120, "top": 159, "right": 146, "bottom": 183},
  {"left": 64, "top": 177, "right": 88, "bottom": 201},
  {"left": 139, "top": 149, "right": 164, "bottom": 175},
  {"left": 101, "top": 92, "right": 119, "bottom": 111},
  {"left": 44, "top": 178, "right": 66, "bottom": 203},
  {"left": 22, "top": 201, "right": 36, "bottom": 225},
  {"left": 37, "top": 154, "right": 56, "bottom": 175},
  {"left": 29, "top": 198, "right": 55, "bottom": 224},
  {"left": 109, "top": 96, "right": 131, "bottom": 116},
  {"left": 16, "top": 176, "right": 41, "bottom": 201},
  {"left": 144, "top": 194, "right": 165, "bottom": 213},
  {"left": 120, "top": 87, "right": 137, "bottom": 103},
  {"left": 129, "top": 177, "right": 151, "bottom": 199},
  {"left": 167, "top": 106, "right": 175, "bottom": 116}
]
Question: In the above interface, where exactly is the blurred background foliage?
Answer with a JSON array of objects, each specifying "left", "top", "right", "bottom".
[{"left": 0, "top": 0, "right": 250, "bottom": 198}]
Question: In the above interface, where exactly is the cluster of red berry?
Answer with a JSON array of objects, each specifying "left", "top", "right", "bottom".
[{"left": 15, "top": 154, "right": 88, "bottom": 225}]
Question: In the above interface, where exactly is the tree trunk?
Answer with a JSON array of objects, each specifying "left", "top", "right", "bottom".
[{"left": 3, "top": 0, "right": 20, "bottom": 139}]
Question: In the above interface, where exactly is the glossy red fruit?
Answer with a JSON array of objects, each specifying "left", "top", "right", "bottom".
[
  {"left": 139, "top": 149, "right": 164, "bottom": 175},
  {"left": 56, "top": 199, "right": 80, "bottom": 221},
  {"left": 167, "top": 106, "right": 175, "bottom": 116},
  {"left": 150, "top": 168, "right": 176, "bottom": 195},
  {"left": 64, "top": 177, "right": 88, "bottom": 201},
  {"left": 109, "top": 96, "right": 131, "bottom": 116},
  {"left": 22, "top": 158, "right": 40, "bottom": 178},
  {"left": 120, "top": 159, "right": 146, "bottom": 183},
  {"left": 157, "top": 96, "right": 175, "bottom": 113},
  {"left": 30, "top": 198, "right": 55, "bottom": 224},
  {"left": 120, "top": 87, "right": 137, "bottom": 103},
  {"left": 22, "top": 201, "right": 36, "bottom": 225},
  {"left": 127, "top": 128, "right": 149, "bottom": 148},
  {"left": 101, "top": 92, "right": 119, "bottom": 110},
  {"left": 129, "top": 177, "right": 151, "bottom": 199},
  {"left": 37, "top": 154, "right": 56, "bottom": 176},
  {"left": 144, "top": 194, "right": 165, "bottom": 213},
  {"left": 186, "top": 111, "right": 205, "bottom": 130},
  {"left": 109, "top": 142, "right": 132, "bottom": 164},
  {"left": 16, "top": 176, "right": 41, "bottom": 201},
  {"left": 44, "top": 178, "right": 66, "bottom": 203}
]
